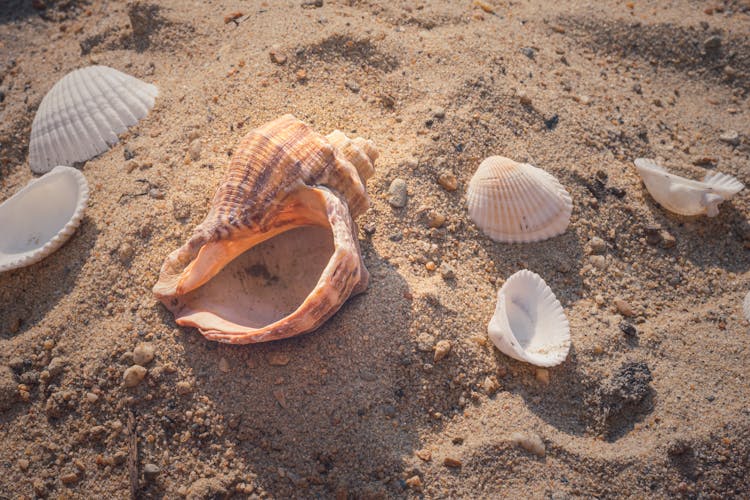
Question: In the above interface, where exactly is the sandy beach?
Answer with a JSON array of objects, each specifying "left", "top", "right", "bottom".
[{"left": 1, "top": 0, "right": 749, "bottom": 498}]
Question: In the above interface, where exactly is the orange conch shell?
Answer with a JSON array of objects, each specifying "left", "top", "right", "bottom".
[{"left": 153, "top": 114, "right": 378, "bottom": 344}]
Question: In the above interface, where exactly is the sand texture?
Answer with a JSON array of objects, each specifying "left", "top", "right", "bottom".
[{"left": 1, "top": 0, "right": 749, "bottom": 498}]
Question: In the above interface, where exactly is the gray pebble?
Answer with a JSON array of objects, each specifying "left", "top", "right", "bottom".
[
  {"left": 117, "top": 243, "right": 135, "bottom": 265},
  {"left": 143, "top": 463, "right": 161, "bottom": 481},
  {"left": 719, "top": 130, "right": 740, "bottom": 146},
  {"left": 521, "top": 47, "right": 535, "bottom": 59},
  {"left": 345, "top": 81, "right": 360, "bottom": 93},
  {"left": 588, "top": 236, "right": 607, "bottom": 255},
  {"left": 388, "top": 178, "right": 408, "bottom": 208}
]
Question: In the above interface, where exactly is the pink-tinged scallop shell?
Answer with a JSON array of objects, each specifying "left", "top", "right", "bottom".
[
  {"left": 29, "top": 65, "right": 158, "bottom": 173},
  {"left": 467, "top": 156, "right": 572, "bottom": 243},
  {"left": 0, "top": 166, "right": 89, "bottom": 273},
  {"left": 153, "top": 114, "right": 378, "bottom": 344}
]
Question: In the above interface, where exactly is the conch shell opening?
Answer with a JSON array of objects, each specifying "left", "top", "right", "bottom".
[{"left": 153, "top": 115, "right": 377, "bottom": 344}]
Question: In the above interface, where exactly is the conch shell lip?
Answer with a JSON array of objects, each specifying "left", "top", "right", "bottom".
[{"left": 164, "top": 186, "right": 367, "bottom": 343}]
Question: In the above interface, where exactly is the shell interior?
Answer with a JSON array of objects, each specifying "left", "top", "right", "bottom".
[
  {"left": 0, "top": 166, "right": 89, "bottom": 273},
  {"left": 29, "top": 65, "right": 158, "bottom": 173},
  {"left": 467, "top": 156, "right": 572, "bottom": 243},
  {"left": 488, "top": 270, "right": 571, "bottom": 367},
  {"left": 633, "top": 158, "right": 744, "bottom": 217}
]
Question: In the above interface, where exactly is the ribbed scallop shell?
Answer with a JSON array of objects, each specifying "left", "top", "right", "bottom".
[
  {"left": 29, "top": 65, "right": 158, "bottom": 173},
  {"left": 467, "top": 156, "right": 572, "bottom": 243},
  {"left": 488, "top": 270, "right": 571, "bottom": 367},
  {"left": 743, "top": 291, "right": 750, "bottom": 323},
  {"left": 153, "top": 114, "right": 378, "bottom": 344},
  {"left": 634, "top": 158, "right": 744, "bottom": 217},
  {"left": 0, "top": 166, "right": 89, "bottom": 273}
]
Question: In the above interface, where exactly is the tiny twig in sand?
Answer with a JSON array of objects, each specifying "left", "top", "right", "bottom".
[{"left": 128, "top": 409, "right": 139, "bottom": 500}]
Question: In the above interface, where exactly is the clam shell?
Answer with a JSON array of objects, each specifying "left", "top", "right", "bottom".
[
  {"left": 153, "top": 114, "right": 377, "bottom": 344},
  {"left": 744, "top": 291, "right": 750, "bottom": 323},
  {"left": 29, "top": 65, "right": 158, "bottom": 174},
  {"left": 488, "top": 270, "right": 571, "bottom": 367},
  {"left": 0, "top": 166, "right": 89, "bottom": 273},
  {"left": 634, "top": 158, "right": 744, "bottom": 217},
  {"left": 467, "top": 156, "right": 572, "bottom": 243}
]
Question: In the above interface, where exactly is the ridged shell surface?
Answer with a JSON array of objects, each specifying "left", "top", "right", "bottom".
[
  {"left": 634, "top": 158, "right": 744, "bottom": 217},
  {"left": 467, "top": 156, "right": 572, "bottom": 243},
  {"left": 153, "top": 114, "right": 378, "bottom": 344},
  {"left": 744, "top": 291, "right": 750, "bottom": 323},
  {"left": 0, "top": 166, "right": 89, "bottom": 273},
  {"left": 488, "top": 270, "right": 571, "bottom": 367},
  {"left": 29, "top": 65, "right": 158, "bottom": 173}
]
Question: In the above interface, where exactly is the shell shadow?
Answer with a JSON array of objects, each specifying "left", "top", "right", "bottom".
[
  {"left": 0, "top": 214, "right": 97, "bottom": 339},
  {"left": 638, "top": 186, "right": 750, "bottom": 274},
  {"left": 158, "top": 246, "right": 424, "bottom": 498},
  {"left": 501, "top": 347, "right": 656, "bottom": 442}
]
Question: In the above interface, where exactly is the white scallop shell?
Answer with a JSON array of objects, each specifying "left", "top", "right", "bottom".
[
  {"left": 488, "top": 270, "right": 571, "bottom": 367},
  {"left": 634, "top": 158, "right": 744, "bottom": 217},
  {"left": 29, "top": 65, "right": 158, "bottom": 174},
  {"left": 467, "top": 156, "right": 572, "bottom": 243},
  {"left": 744, "top": 291, "right": 750, "bottom": 323},
  {"left": 0, "top": 166, "right": 89, "bottom": 273}
]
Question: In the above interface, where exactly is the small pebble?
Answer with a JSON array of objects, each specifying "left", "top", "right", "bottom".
[
  {"left": 123, "top": 365, "right": 147, "bottom": 387},
  {"left": 388, "top": 178, "right": 408, "bottom": 208},
  {"left": 218, "top": 357, "right": 230, "bottom": 373},
  {"left": 511, "top": 432, "right": 546, "bottom": 457},
  {"left": 614, "top": 298, "right": 635, "bottom": 317},
  {"left": 269, "top": 48, "right": 287, "bottom": 65},
  {"left": 133, "top": 343, "right": 155, "bottom": 366},
  {"left": 520, "top": 47, "right": 535, "bottom": 59},
  {"left": 590, "top": 255, "right": 607, "bottom": 270},
  {"left": 432, "top": 106, "right": 445, "bottom": 119},
  {"left": 405, "top": 475, "right": 422, "bottom": 490},
  {"left": 517, "top": 89, "right": 532, "bottom": 106},
  {"left": 645, "top": 225, "right": 662, "bottom": 246},
  {"left": 295, "top": 69, "right": 307, "bottom": 82},
  {"left": 47, "top": 357, "right": 66, "bottom": 378},
  {"left": 483, "top": 376, "right": 500, "bottom": 395},
  {"left": 176, "top": 381, "right": 192, "bottom": 395},
  {"left": 60, "top": 471, "right": 78, "bottom": 484},
  {"left": 437, "top": 171, "right": 458, "bottom": 191},
  {"left": 17, "top": 458, "right": 29, "bottom": 471},
  {"left": 588, "top": 236, "right": 606, "bottom": 255},
  {"left": 267, "top": 352, "right": 290, "bottom": 366},
  {"left": 425, "top": 261, "right": 436, "bottom": 272},
  {"left": 85, "top": 392, "right": 99, "bottom": 403},
  {"left": 188, "top": 139, "right": 201, "bottom": 161},
  {"left": 148, "top": 188, "right": 165, "bottom": 199},
  {"left": 345, "top": 80, "right": 360, "bottom": 93},
  {"left": 703, "top": 35, "right": 722, "bottom": 50},
  {"left": 427, "top": 210, "right": 446, "bottom": 228},
  {"left": 117, "top": 242, "right": 135, "bottom": 264},
  {"left": 443, "top": 456, "right": 462, "bottom": 468},
  {"left": 719, "top": 130, "right": 740, "bottom": 146},
  {"left": 143, "top": 463, "right": 160, "bottom": 481},
  {"left": 535, "top": 368, "right": 549, "bottom": 384},
  {"left": 439, "top": 262, "right": 455, "bottom": 280},
  {"left": 433, "top": 340, "right": 452, "bottom": 362},
  {"left": 661, "top": 231, "right": 677, "bottom": 249},
  {"left": 415, "top": 449, "right": 432, "bottom": 461}
]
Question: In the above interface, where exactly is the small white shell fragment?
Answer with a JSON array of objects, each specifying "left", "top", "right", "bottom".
[
  {"left": 0, "top": 166, "right": 89, "bottom": 273},
  {"left": 488, "top": 270, "right": 571, "bottom": 367},
  {"left": 29, "top": 65, "right": 158, "bottom": 174},
  {"left": 467, "top": 156, "right": 572, "bottom": 243},
  {"left": 744, "top": 291, "right": 750, "bottom": 322},
  {"left": 633, "top": 158, "right": 744, "bottom": 217}
]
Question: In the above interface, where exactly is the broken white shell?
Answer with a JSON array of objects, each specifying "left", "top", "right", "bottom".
[
  {"left": 744, "top": 291, "right": 750, "bottom": 322},
  {"left": 634, "top": 158, "right": 744, "bottom": 217},
  {"left": 488, "top": 270, "right": 571, "bottom": 367},
  {"left": 29, "top": 65, "right": 158, "bottom": 174},
  {"left": 0, "top": 166, "right": 89, "bottom": 273},
  {"left": 467, "top": 156, "right": 572, "bottom": 242}
]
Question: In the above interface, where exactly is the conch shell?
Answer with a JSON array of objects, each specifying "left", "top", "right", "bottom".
[
  {"left": 153, "top": 114, "right": 378, "bottom": 344},
  {"left": 634, "top": 158, "right": 744, "bottom": 217}
]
